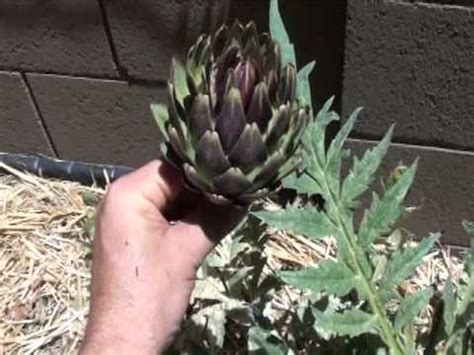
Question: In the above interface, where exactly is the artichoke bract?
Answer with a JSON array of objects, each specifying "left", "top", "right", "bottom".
[{"left": 152, "top": 21, "right": 311, "bottom": 205}]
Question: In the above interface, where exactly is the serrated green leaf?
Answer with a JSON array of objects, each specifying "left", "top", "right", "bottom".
[
  {"left": 315, "top": 97, "right": 337, "bottom": 127},
  {"left": 270, "top": 0, "right": 296, "bottom": 67},
  {"left": 358, "top": 160, "right": 418, "bottom": 247},
  {"left": 297, "top": 61, "right": 316, "bottom": 107},
  {"left": 371, "top": 254, "right": 388, "bottom": 283},
  {"left": 326, "top": 108, "right": 361, "bottom": 173},
  {"left": 228, "top": 266, "right": 254, "bottom": 295},
  {"left": 342, "top": 126, "right": 393, "bottom": 206},
  {"left": 444, "top": 327, "right": 473, "bottom": 355},
  {"left": 253, "top": 207, "right": 336, "bottom": 240},
  {"left": 465, "top": 225, "right": 474, "bottom": 275},
  {"left": 380, "top": 233, "right": 439, "bottom": 294},
  {"left": 189, "top": 304, "right": 227, "bottom": 350},
  {"left": 394, "top": 287, "right": 433, "bottom": 332},
  {"left": 280, "top": 260, "right": 356, "bottom": 297},
  {"left": 171, "top": 59, "right": 190, "bottom": 106},
  {"left": 302, "top": 97, "right": 338, "bottom": 169},
  {"left": 454, "top": 334, "right": 473, "bottom": 355},
  {"left": 150, "top": 103, "right": 170, "bottom": 140},
  {"left": 315, "top": 309, "right": 377, "bottom": 337},
  {"left": 282, "top": 171, "right": 322, "bottom": 195},
  {"left": 190, "top": 276, "right": 254, "bottom": 347},
  {"left": 207, "top": 233, "right": 248, "bottom": 268},
  {"left": 443, "top": 277, "right": 457, "bottom": 335},
  {"left": 248, "top": 326, "right": 289, "bottom": 355},
  {"left": 270, "top": 0, "right": 290, "bottom": 47},
  {"left": 227, "top": 305, "right": 255, "bottom": 327},
  {"left": 385, "top": 164, "right": 409, "bottom": 190},
  {"left": 192, "top": 276, "right": 226, "bottom": 303},
  {"left": 325, "top": 108, "right": 362, "bottom": 193}
]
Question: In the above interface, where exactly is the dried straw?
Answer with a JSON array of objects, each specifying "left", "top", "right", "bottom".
[
  {"left": 0, "top": 164, "right": 101, "bottom": 355},
  {"left": 0, "top": 165, "right": 466, "bottom": 354}
]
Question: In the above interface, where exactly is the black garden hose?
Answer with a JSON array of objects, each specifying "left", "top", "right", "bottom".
[{"left": 0, "top": 153, "right": 134, "bottom": 186}]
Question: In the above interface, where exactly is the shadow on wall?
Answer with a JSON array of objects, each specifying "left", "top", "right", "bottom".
[
  {"left": 102, "top": 0, "right": 231, "bottom": 80},
  {"left": 401, "top": 0, "right": 473, "bottom": 5},
  {"left": 228, "top": 0, "right": 347, "bottom": 112},
  {"left": 0, "top": 0, "right": 231, "bottom": 78},
  {"left": 104, "top": 0, "right": 230, "bottom": 47},
  {"left": 0, "top": 0, "right": 228, "bottom": 32},
  {"left": 0, "top": 0, "right": 115, "bottom": 76},
  {"left": 0, "top": 0, "right": 347, "bottom": 109},
  {"left": 0, "top": 1, "right": 100, "bottom": 27}
]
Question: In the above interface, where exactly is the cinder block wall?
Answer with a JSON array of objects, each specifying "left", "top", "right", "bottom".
[
  {"left": 342, "top": 0, "right": 473, "bottom": 247},
  {"left": 0, "top": 0, "right": 472, "bottom": 246}
]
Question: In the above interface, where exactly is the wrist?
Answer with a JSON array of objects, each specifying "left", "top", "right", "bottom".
[
  {"left": 80, "top": 332, "right": 164, "bottom": 355},
  {"left": 80, "top": 316, "right": 167, "bottom": 355}
]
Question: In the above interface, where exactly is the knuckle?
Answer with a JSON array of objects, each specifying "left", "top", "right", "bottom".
[{"left": 103, "top": 178, "right": 133, "bottom": 205}]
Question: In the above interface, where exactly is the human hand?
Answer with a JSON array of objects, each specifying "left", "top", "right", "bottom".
[{"left": 80, "top": 160, "right": 246, "bottom": 354}]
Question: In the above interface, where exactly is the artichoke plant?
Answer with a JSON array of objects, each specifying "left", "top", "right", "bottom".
[{"left": 152, "top": 21, "right": 310, "bottom": 205}]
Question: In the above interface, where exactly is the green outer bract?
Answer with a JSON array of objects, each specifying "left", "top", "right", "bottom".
[{"left": 152, "top": 21, "right": 310, "bottom": 205}]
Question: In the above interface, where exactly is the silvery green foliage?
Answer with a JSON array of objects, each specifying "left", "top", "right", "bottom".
[
  {"left": 254, "top": 96, "right": 437, "bottom": 354},
  {"left": 251, "top": 1, "right": 473, "bottom": 354},
  {"left": 166, "top": 1, "right": 472, "bottom": 354},
  {"left": 168, "top": 217, "right": 288, "bottom": 354}
]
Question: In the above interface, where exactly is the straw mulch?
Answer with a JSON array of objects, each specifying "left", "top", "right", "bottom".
[
  {"left": 0, "top": 164, "right": 466, "bottom": 354},
  {"left": 0, "top": 164, "right": 99, "bottom": 355}
]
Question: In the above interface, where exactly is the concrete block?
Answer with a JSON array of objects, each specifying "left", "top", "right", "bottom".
[
  {"left": 26, "top": 74, "right": 166, "bottom": 167},
  {"left": 400, "top": 0, "right": 473, "bottom": 6},
  {"left": 0, "top": 0, "right": 116, "bottom": 77},
  {"left": 0, "top": 71, "right": 52, "bottom": 155},
  {"left": 105, "top": 0, "right": 346, "bottom": 110},
  {"left": 228, "top": 0, "right": 347, "bottom": 110},
  {"left": 346, "top": 138, "right": 474, "bottom": 247},
  {"left": 104, "top": 0, "right": 228, "bottom": 81},
  {"left": 343, "top": 1, "right": 474, "bottom": 150}
]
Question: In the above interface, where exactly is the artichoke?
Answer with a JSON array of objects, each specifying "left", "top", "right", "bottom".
[{"left": 152, "top": 21, "right": 310, "bottom": 205}]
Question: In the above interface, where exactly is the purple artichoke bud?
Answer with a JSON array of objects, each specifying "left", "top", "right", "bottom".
[{"left": 152, "top": 20, "right": 310, "bottom": 206}]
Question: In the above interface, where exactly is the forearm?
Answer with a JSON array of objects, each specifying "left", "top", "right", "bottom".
[
  {"left": 80, "top": 336, "right": 161, "bottom": 355},
  {"left": 80, "top": 316, "right": 167, "bottom": 355}
]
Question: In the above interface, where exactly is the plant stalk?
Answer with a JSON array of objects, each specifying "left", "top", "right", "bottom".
[
  {"left": 308, "top": 146, "right": 404, "bottom": 355},
  {"left": 457, "top": 273, "right": 474, "bottom": 315},
  {"left": 326, "top": 182, "right": 403, "bottom": 355}
]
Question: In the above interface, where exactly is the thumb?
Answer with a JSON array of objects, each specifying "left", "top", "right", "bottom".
[{"left": 110, "top": 160, "right": 183, "bottom": 213}]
